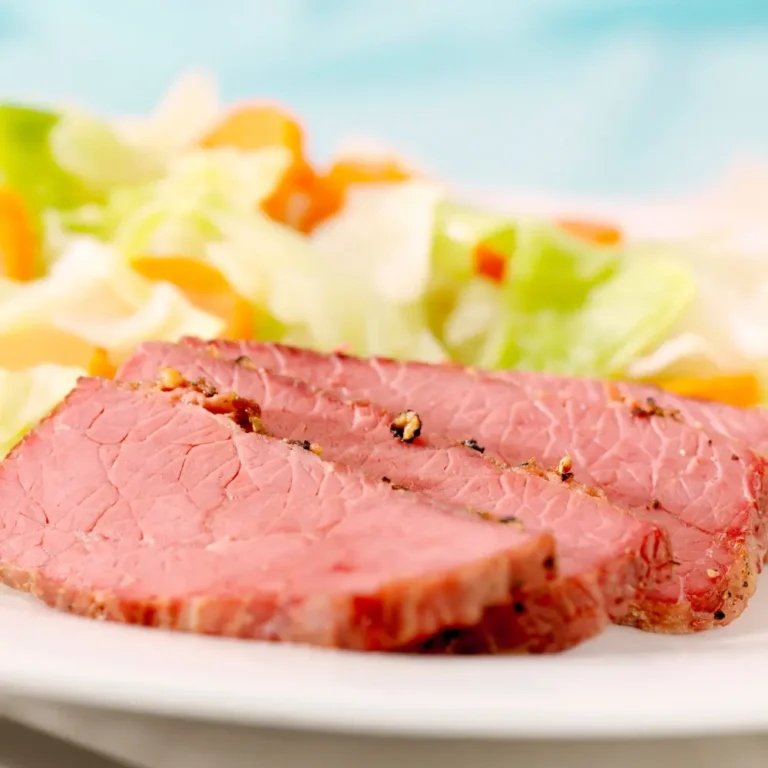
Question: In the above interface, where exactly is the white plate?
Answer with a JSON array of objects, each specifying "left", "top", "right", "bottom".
[
  {"left": 0, "top": 580, "right": 768, "bottom": 740},
  {"left": 1, "top": 197, "right": 766, "bottom": 741}
]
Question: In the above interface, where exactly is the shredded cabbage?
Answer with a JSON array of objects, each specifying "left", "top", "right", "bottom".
[
  {"left": 626, "top": 238, "right": 768, "bottom": 399},
  {"left": 0, "top": 364, "right": 85, "bottom": 459},
  {"left": 434, "top": 202, "right": 696, "bottom": 376},
  {"left": 0, "top": 70, "right": 757, "bottom": 410},
  {"left": 0, "top": 238, "right": 224, "bottom": 368},
  {"left": 209, "top": 182, "right": 446, "bottom": 360}
]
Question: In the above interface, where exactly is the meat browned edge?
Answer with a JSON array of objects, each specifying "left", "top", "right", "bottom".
[
  {"left": 0, "top": 377, "right": 555, "bottom": 652},
  {"left": 187, "top": 339, "right": 768, "bottom": 632},
  {"left": 120, "top": 343, "right": 674, "bottom": 652}
]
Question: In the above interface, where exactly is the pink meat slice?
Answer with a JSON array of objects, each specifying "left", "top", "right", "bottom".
[
  {"left": 493, "top": 370, "right": 768, "bottom": 456},
  {"left": 120, "top": 343, "right": 673, "bottom": 652},
  {"left": 183, "top": 339, "right": 768, "bottom": 632},
  {"left": 0, "top": 377, "right": 557, "bottom": 652}
]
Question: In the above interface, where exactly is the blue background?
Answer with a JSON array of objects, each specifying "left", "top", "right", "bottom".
[{"left": 0, "top": 0, "right": 766, "bottom": 197}]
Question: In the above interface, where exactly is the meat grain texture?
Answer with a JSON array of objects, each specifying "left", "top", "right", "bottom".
[
  {"left": 0, "top": 378, "right": 556, "bottom": 651},
  {"left": 491, "top": 370, "right": 768, "bottom": 456},
  {"left": 190, "top": 339, "right": 768, "bottom": 632},
  {"left": 121, "top": 342, "right": 674, "bottom": 652}
]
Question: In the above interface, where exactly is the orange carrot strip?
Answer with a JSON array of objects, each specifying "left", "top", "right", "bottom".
[
  {"left": 557, "top": 218, "right": 622, "bottom": 247},
  {"left": 87, "top": 347, "right": 116, "bottom": 379},
  {"left": 132, "top": 254, "right": 254, "bottom": 339},
  {"left": 222, "top": 295, "right": 255, "bottom": 340},
  {"left": 284, "top": 157, "right": 414, "bottom": 234},
  {"left": 473, "top": 242, "right": 507, "bottom": 284},
  {"left": 327, "top": 157, "right": 411, "bottom": 187},
  {"left": 0, "top": 187, "right": 38, "bottom": 281},
  {"left": 201, "top": 103, "right": 317, "bottom": 231},
  {"left": 261, "top": 160, "right": 322, "bottom": 231},
  {"left": 131, "top": 255, "right": 231, "bottom": 294},
  {"left": 656, "top": 373, "right": 761, "bottom": 408},
  {"left": 200, "top": 103, "right": 304, "bottom": 157}
]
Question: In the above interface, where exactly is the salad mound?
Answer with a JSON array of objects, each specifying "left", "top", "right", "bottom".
[{"left": 0, "top": 71, "right": 762, "bottom": 451}]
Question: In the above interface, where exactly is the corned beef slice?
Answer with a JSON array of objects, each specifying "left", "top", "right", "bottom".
[
  {"left": 120, "top": 343, "right": 673, "bottom": 652},
  {"left": 0, "top": 377, "right": 554, "bottom": 651},
  {"left": 190, "top": 339, "right": 768, "bottom": 632},
  {"left": 493, "top": 371, "right": 768, "bottom": 457}
]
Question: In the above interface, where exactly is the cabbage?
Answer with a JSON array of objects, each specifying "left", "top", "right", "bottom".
[
  {"left": 0, "top": 364, "right": 85, "bottom": 459},
  {"left": 50, "top": 110, "right": 166, "bottom": 190},
  {"left": 0, "top": 237, "right": 224, "bottom": 368},
  {"left": 61, "top": 171, "right": 446, "bottom": 361},
  {"left": 209, "top": 187, "right": 446, "bottom": 360},
  {"left": 91, "top": 147, "right": 290, "bottom": 259},
  {"left": 626, "top": 238, "right": 768, "bottom": 399},
  {"left": 311, "top": 181, "right": 442, "bottom": 304},
  {"left": 494, "top": 256, "right": 696, "bottom": 375},
  {"left": 432, "top": 199, "right": 517, "bottom": 284},
  {"left": 434, "top": 201, "right": 696, "bottom": 377},
  {"left": 0, "top": 104, "right": 92, "bottom": 215},
  {"left": 49, "top": 70, "right": 221, "bottom": 192},
  {"left": 113, "top": 70, "right": 221, "bottom": 155},
  {"left": 0, "top": 104, "right": 96, "bottom": 275}
]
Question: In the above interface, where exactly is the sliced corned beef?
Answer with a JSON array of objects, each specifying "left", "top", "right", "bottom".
[
  {"left": 0, "top": 377, "right": 555, "bottom": 651},
  {"left": 186, "top": 339, "right": 768, "bottom": 632},
  {"left": 493, "top": 370, "right": 768, "bottom": 456},
  {"left": 120, "top": 342, "right": 673, "bottom": 652}
]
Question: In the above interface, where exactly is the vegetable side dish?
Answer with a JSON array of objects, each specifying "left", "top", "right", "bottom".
[{"left": 0, "top": 71, "right": 764, "bottom": 460}]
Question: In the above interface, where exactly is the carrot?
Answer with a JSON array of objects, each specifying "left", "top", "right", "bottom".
[
  {"left": 261, "top": 160, "right": 340, "bottom": 233},
  {"left": 557, "top": 218, "right": 622, "bottom": 247},
  {"left": 327, "top": 157, "right": 411, "bottom": 187},
  {"left": 656, "top": 373, "right": 761, "bottom": 408},
  {"left": 131, "top": 254, "right": 254, "bottom": 340},
  {"left": 87, "top": 347, "right": 116, "bottom": 379},
  {"left": 200, "top": 103, "right": 304, "bottom": 157},
  {"left": 276, "top": 155, "right": 413, "bottom": 234},
  {"left": 200, "top": 103, "right": 323, "bottom": 231},
  {"left": 473, "top": 242, "right": 507, "bottom": 284},
  {"left": 131, "top": 255, "right": 231, "bottom": 294},
  {"left": 0, "top": 187, "right": 38, "bottom": 281},
  {"left": 200, "top": 104, "right": 413, "bottom": 234},
  {"left": 222, "top": 295, "right": 255, "bottom": 340}
]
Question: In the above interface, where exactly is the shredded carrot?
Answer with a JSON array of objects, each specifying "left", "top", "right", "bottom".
[
  {"left": 284, "top": 156, "right": 413, "bottom": 233},
  {"left": 327, "top": 157, "right": 411, "bottom": 187},
  {"left": 131, "top": 255, "right": 231, "bottom": 294},
  {"left": 199, "top": 103, "right": 326, "bottom": 231},
  {"left": 473, "top": 242, "right": 507, "bottom": 284},
  {"left": 220, "top": 295, "right": 254, "bottom": 340},
  {"left": 656, "top": 373, "right": 761, "bottom": 408},
  {"left": 200, "top": 103, "right": 304, "bottom": 157},
  {"left": 261, "top": 160, "right": 331, "bottom": 232},
  {"left": 132, "top": 254, "right": 255, "bottom": 339},
  {"left": 267, "top": 156, "right": 413, "bottom": 234},
  {"left": 557, "top": 218, "right": 622, "bottom": 247},
  {"left": 87, "top": 347, "right": 116, "bottom": 379},
  {"left": 200, "top": 105, "right": 415, "bottom": 234},
  {"left": 0, "top": 187, "right": 38, "bottom": 281}
]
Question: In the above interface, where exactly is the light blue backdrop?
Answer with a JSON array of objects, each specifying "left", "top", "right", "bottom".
[{"left": 0, "top": 0, "right": 766, "bottom": 197}]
